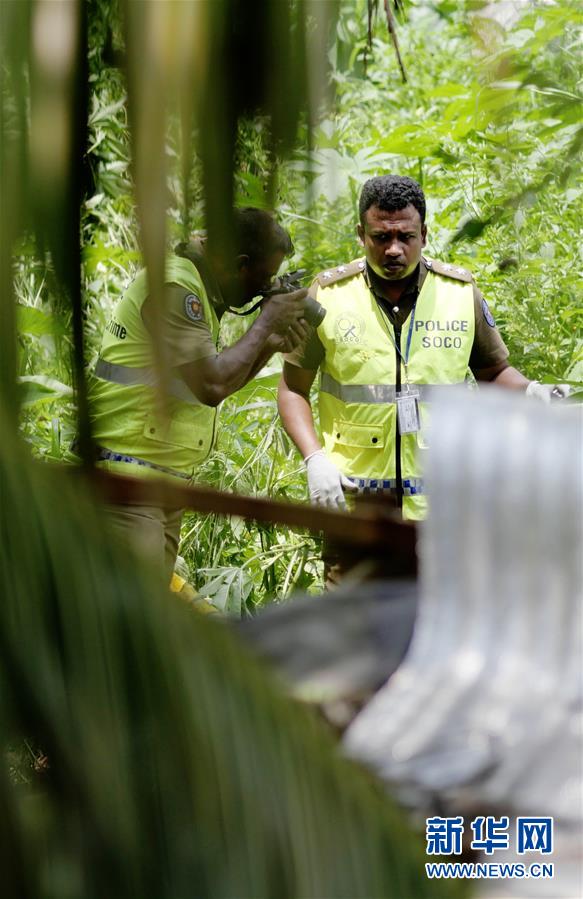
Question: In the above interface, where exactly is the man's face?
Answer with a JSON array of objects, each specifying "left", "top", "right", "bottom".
[
  {"left": 357, "top": 204, "right": 426, "bottom": 282},
  {"left": 231, "top": 250, "right": 286, "bottom": 307}
]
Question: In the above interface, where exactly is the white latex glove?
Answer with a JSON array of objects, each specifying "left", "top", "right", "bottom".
[
  {"left": 525, "top": 381, "right": 571, "bottom": 404},
  {"left": 304, "top": 450, "right": 356, "bottom": 509}
]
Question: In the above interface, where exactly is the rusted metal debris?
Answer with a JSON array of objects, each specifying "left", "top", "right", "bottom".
[{"left": 67, "top": 466, "right": 418, "bottom": 575}]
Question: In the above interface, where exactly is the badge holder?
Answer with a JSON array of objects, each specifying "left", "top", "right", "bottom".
[
  {"left": 396, "top": 379, "right": 421, "bottom": 435},
  {"left": 377, "top": 305, "right": 421, "bottom": 434}
]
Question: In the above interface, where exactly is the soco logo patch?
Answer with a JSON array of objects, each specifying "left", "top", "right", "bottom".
[
  {"left": 184, "top": 294, "right": 203, "bottom": 322},
  {"left": 334, "top": 314, "right": 365, "bottom": 344}
]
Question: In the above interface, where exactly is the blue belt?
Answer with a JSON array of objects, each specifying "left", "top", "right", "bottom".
[
  {"left": 348, "top": 477, "right": 425, "bottom": 496},
  {"left": 96, "top": 446, "right": 191, "bottom": 480}
]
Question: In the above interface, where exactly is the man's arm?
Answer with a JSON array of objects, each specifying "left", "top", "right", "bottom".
[
  {"left": 490, "top": 366, "right": 530, "bottom": 389},
  {"left": 478, "top": 362, "right": 570, "bottom": 400},
  {"left": 469, "top": 288, "right": 531, "bottom": 391},
  {"left": 474, "top": 361, "right": 530, "bottom": 389},
  {"left": 278, "top": 292, "right": 326, "bottom": 455},
  {"left": 277, "top": 362, "right": 321, "bottom": 457},
  {"left": 473, "top": 348, "right": 569, "bottom": 400},
  {"left": 178, "top": 290, "right": 308, "bottom": 407},
  {"left": 278, "top": 362, "right": 356, "bottom": 508}
]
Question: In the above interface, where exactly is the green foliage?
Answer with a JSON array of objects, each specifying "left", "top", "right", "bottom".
[
  {"left": 280, "top": 0, "right": 582, "bottom": 383},
  {"left": 3, "top": 1, "right": 579, "bottom": 890},
  {"left": 181, "top": 362, "right": 323, "bottom": 610},
  {"left": 13, "top": 0, "right": 582, "bottom": 612},
  {"left": 2, "top": 418, "right": 460, "bottom": 899},
  {"left": 18, "top": 375, "right": 73, "bottom": 407}
]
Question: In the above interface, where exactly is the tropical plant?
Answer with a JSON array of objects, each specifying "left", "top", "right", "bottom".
[
  {"left": 3, "top": 1, "right": 580, "bottom": 891},
  {"left": 3, "top": 410, "right": 463, "bottom": 898},
  {"left": 1, "top": 2, "right": 473, "bottom": 896},
  {"left": 8, "top": 0, "right": 582, "bottom": 613}
]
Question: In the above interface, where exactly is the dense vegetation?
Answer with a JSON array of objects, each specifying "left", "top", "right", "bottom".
[
  {"left": 15, "top": 0, "right": 582, "bottom": 610},
  {"left": 2, "top": 3, "right": 580, "bottom": 895}
]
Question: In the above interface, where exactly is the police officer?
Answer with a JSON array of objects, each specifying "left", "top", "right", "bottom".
[
  {"left": 90, "top": 208, "right": 307, "bottom": 579},
  {"left": 277, "top": 176, "right": 569, "bottom": 580}
]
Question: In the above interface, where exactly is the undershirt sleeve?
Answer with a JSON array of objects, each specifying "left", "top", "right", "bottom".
[
  {"left": 142, "top": 283, "right": 218, "bottom": 368},
  {"left": 284, "top": 325, "right": 325, "bottom": 370},
  {"left": 469, "top": 283, "right": 509, "bottom": 373},
  {"left": 283, "top": 282, "right": 325, "bottom": 370}
]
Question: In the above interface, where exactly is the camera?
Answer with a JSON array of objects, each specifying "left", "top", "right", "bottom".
[{"left": 261, "top": 269, "right": 326, "bottom": 328}]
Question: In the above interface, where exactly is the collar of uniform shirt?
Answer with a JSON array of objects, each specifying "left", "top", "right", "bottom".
[{"left": 365, "top": 260, "right": 429, "bottom": 330}]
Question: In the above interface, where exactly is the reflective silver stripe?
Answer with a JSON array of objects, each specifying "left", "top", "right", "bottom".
[
  {"left": 167, "top": 378, "right": 202, "bottom": 404},
  {"left": 321, "top": 372, "right": 463, "bottom": 404},
  {"left": 321, "top": 374, "right": 397, "bottom": 403},
  {"left": 94, "top": 358, "right": 201, "bottom": 406}
]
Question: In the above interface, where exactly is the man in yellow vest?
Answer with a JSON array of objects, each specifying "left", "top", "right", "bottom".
[
  {"left": 277, "top": 176, "right": 569, "bottom": 583},
  {"left": 89, "top": 208, "right": 307, "bottom": 580}
]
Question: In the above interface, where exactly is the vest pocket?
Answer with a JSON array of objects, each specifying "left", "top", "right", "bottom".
[
  {"left": 143, "top": 408, "right": 212, "bottom": 453},
  {"left": 331, "top": 420, "right": 385, "bottom": 449}
]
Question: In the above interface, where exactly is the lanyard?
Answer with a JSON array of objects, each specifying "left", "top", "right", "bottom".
[{"left": 377, "top": 299, "right": 418, "bottom": 379}]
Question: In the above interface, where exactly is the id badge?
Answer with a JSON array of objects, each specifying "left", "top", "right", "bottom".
[{"left": 396, "top": 388, "right": 421, "bottom": 434}]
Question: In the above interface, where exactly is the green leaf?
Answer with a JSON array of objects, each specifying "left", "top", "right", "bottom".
[
  {"left": 376, "top": 124, "right": 439, "bottom": 157},
  {"left": 198, "top": 566, "right": 254, "bottom": 617},
  {"left": 17, "top": 305, "right": 58, "bottom": 337},
  {"left": 18, "top": 376, "right": 73, "bottom": 407},
  {"left": 233, "top": 372, "right": 280, "bottom": 401},
  {"left": 236, "top": 172, "right": 268, "bottom": 208}
]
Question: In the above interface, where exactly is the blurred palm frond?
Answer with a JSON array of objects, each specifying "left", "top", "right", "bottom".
[{"left": 1, "top": 422, "right": 456, "bottom": 898}]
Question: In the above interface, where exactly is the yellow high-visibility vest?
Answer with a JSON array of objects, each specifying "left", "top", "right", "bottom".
[
  {"left": 316, "top": 258, "right": 475, "bottom": 519},
  {"left": 89, "top": 255, "right": 220, "bottom": 480}
]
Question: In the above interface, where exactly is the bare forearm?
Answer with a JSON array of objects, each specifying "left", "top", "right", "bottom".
[
  {"left": 208, "top": 318, "right": 274, "bottom": 400},
  {"left": 207, "top": 318, "right": 311, "bottom": 397},
  {"left": 245, "top": 342, "right": 280, "bottom": 382},
  {"left": 493, "top": 366, "right": 570, "bottom": 401},
  {"left": 491, "top": 365, "right": 530, "bottom": 390},
  {"left": 178, "top": 317, "right": 275, "bottom": 406},
  {"left": 278, "top": 379, "right": 321, "bottom": 459},
  {"left": 179, "top": 289, "right": 308, "bottom": 405}
]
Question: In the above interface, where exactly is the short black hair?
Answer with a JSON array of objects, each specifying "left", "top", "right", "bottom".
[
  {"left": 236, "top": 207, "right": 293, "bottom": 261},
  {"left": 359, "top": 176, "right": 426, "bottom": 225},
  {"left": 175, "top": 208, "right": 293, "bottom": 265}
]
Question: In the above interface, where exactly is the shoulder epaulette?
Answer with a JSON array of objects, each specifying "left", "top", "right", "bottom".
[
  {"left": 315, "top": 258, "right": 366, "bottom": 287},
  {"left": 424, "top": 257, "right": 473, "bottom": 283}
]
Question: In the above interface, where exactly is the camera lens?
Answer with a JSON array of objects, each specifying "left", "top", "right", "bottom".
[{"left": 303, "top": 297, "right": 326, "bottom": 327}]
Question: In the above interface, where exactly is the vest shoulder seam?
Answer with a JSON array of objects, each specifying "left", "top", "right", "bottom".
[{"left": 423, "top": 257, "right": 473, "bottom": 283}]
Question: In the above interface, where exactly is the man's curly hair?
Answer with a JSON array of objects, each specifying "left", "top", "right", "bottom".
[
  {"left": 175, "top": 208, "right": 292, "bottom": 265},
  {"left": 359, "top": 176, "right": 426, "bottom": 225}
]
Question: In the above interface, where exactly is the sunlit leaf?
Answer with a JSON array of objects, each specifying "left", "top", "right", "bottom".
[
  {"left": 16, "top": 305, "right": 58, "bottom": 337},
  {"left": 18, "top": 374, "right": 73, "bottom": 406}
]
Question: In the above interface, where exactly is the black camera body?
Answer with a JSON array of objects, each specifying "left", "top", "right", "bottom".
[{"left": 261, "top": 269, "right": 326, "bottom": 328}]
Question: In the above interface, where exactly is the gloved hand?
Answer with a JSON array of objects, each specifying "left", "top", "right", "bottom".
[
  {"left": 525, "top": 381, "right": 571, "bottom": 404},
  {"left": 304, "top": 450, "right": 356, "bottom": 509}
]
